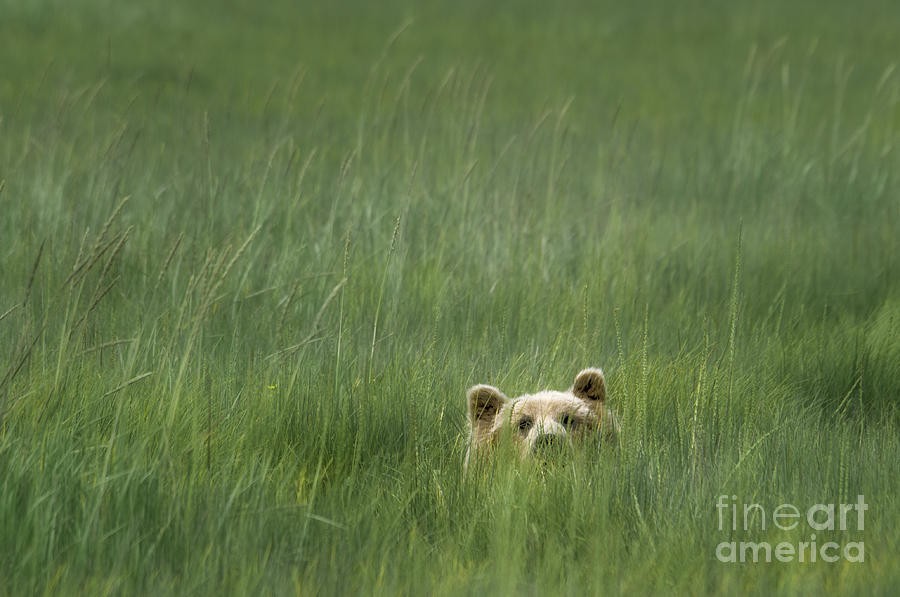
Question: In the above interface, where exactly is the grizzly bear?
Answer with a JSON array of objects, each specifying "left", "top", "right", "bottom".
[{"left": 464, "top": 368, "right": 618, "bottom": 468}]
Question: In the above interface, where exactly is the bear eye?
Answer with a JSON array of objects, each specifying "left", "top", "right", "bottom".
[
  {"left": 517, "top": 417, "right": 533, "bottom": 433},
  {"left": 559, "top": 413, "right": 578, "bottom": 429}
]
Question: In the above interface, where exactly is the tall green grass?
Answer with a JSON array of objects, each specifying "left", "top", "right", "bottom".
[{"left": 2, "top": 0, "right": 899, "bottom": 594}]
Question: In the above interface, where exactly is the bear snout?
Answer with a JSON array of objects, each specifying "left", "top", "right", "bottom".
[{"left": 531, "top": 431, "right": 568, "bottom": 455}]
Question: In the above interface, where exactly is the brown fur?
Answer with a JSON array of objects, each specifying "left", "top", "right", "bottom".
[{"left": 464, "top": 368, "right": 618, "bottom": 468}]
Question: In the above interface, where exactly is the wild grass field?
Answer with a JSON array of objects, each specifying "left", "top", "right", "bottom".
[{"left": 2, "top": 0, "right": 900, "bottom": 594}]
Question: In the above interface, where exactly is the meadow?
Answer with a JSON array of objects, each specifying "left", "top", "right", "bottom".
[{"left": 1, "top": 0, "right": 899, "bottom": 594}]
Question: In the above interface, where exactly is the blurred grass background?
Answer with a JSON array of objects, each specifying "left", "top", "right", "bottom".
[{"left": 1, "top": 1, "right": 899, "bottom": 594}]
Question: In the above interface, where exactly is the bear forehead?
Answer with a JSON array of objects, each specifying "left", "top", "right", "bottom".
[{"left": 505, "top": 391, "right": 594, "bottom": 418}]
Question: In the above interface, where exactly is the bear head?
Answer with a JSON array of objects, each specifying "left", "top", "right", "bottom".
[{"left": 464, "top": 368, "right": 617, "bottom": 468}]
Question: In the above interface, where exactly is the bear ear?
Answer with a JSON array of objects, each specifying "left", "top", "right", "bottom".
[
  {"left": 467, "top": 384, "right": 508, "bottom": 429},
  {"left": 572, "top": 368, "right": 606, "bottom": 404}
]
